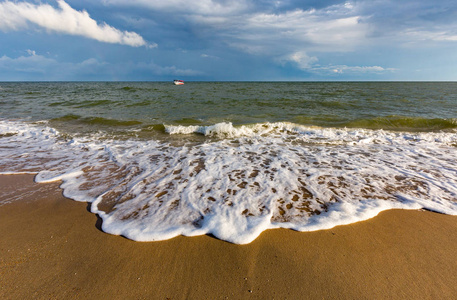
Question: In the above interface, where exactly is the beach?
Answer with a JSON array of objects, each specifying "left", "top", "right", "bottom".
[
  {"left": 2, "top": 0, "right": 457, "bottom": 297},
  {"left": 1, "top": 174, "right": 457, "bottom": 299},
  {"left": 2, "top": 82, "right": 457, "bottom": 245}
]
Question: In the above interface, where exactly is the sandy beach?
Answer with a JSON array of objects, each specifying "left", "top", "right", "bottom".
[{"left": 1, "top": 174, "right": 457, "bottom": 299}]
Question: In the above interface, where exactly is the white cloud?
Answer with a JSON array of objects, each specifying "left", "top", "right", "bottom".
[
  {"left": 179, "top": 3, "right": 369, "bottom": 61},
  {"left": 315, "top": 65, "right": 396, "bottom": 75},
  {"left": 103, "top": 1, "right": 367, "bottom": 53},
  {"left": 201, "top": 53, "right": 219, "bottom": 59},
  {"left": 0, "top": 52, "right": 60, "bottom": 74},
  {"left": 278, "top": 51, "right": 318, "bottom": 70},
  {"left": 0, "top": 0, "right": 148, "bottom": 47},
  {"left": 402, "top": 28, "right": 457, "bottom": 43},
  {"left": 275, "top": 51, "right": 395, "bottom": 75},
  {"left": 26, "top": 49, "right": 36, "bottom": 56},
  {"left": 103, "top": 0, "right": 248, "bottom": 16},
  {"left": 0, "top": 52, "right": 201, "bottom": 79},
  {"left": 234, "top": 9, "right": 368, "bottom": 54}
]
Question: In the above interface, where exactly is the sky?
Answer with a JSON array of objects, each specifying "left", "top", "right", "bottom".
[{"left": 0, "top": 0, "right": 456, "bottom": 81}]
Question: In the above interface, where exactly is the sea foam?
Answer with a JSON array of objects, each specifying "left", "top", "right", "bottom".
[{"left": 1, "top": 120, "right": 457, "bottom": 244}]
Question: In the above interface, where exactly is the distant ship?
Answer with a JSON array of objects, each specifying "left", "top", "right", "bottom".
[{"left": 173, "top": 80, "right": 184, "bottom": 85}]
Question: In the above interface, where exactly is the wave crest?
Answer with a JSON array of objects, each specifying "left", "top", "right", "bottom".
[{"left": 164, "top": 121, "right": 457, "bottom": 146}]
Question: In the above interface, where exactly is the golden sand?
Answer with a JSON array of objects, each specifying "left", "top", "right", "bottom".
[{"left": 1, "top": 174, "right": 457, "bottom": 299}]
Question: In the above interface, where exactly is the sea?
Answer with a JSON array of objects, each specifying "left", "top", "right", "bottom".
[{"left": 1, "top": 81, "right": 457, "bottom": 244}]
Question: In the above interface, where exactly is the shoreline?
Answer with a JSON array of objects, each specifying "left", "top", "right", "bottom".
[{"left": 1, "top": 174, "right": 457, "bottom": 299}]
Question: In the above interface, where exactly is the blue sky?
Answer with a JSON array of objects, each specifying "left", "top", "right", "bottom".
[{"left": 0, "top": 0, "right": 456, "bottom": 81}]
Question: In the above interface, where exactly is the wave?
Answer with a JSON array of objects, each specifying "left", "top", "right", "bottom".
[
  {"left": 51, "top": 114, "right": 81, "bottom": 121},
  {"left": 50, "top": 114, "right": 142, "bottom": 127},
  {"left": 342, "top": 116, "right": 457, "bottom": 132},
  {"left": 125, "top": 100, "right": 152, "bottom": 107},
  {"left": 74, "top": 100, "right": 113, "bottom": 108},
  {"left": 163, "top": 121, "right": 457, "bottom": 146},
  {"left": 2, "top": 119, "right": 457, "bottom": 244},
  {"left": 84, "top": 117, "right": 142, "bottom": 126},
  {"left": 164, "top": 122, "right": 320, "bottom": 136},
  {"left": 49, "top": 99, "right": 115, "bottom": 108},
  {"left": 120, "top": 86, "right": 136, "bottom": 92},
  {"left": 164, "top": 122, "right": 313, "bottom": 139}
]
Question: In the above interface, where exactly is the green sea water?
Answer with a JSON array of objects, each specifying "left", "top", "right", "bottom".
[{"left": 1, "top": 82, "right": 456, "bottom": 138}]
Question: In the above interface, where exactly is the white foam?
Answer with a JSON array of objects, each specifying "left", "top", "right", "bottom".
[
  {"left": 2, "top": 119, "right": 457, "bottom": 244},
  {"left": 0, "top": 171, "right": 37, "bottom": 175},
  {"left": 36, "top": 170, "right": 85, "bottom": 183},
  {"left": 165, "top": 122, "right": 457, "bottom": 145}
]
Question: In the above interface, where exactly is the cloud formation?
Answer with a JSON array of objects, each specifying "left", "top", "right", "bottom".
[
  {"left": 180, "top": 2, "right": 368, "bottom": 54},
  {"left": 1, "top": 0, "right": 457, "bottom": 80},
  {"left": 0, "top": 51, "right": 200, "bottom": 80},
  {"left": 0, "top": 0, "right": 148, "bottom": 47},
  {"left": 104, "top": 1, "right": 372, "bottom": 73},
  {"left": 103, "top": 0, "right": 457, "bottom": 54},
  {"left": 235, "top": 8, "right": 367, "bottom": 55},
  {"left": 0, "top": 51, "right": 61, "bottom": 76}
]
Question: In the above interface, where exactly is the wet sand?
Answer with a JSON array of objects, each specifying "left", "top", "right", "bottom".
[{"left": 1, "top": 174, "right": 457, "bottom": 299}]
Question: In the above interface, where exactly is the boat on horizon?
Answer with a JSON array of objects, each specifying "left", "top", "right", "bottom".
[{"left": 173, "top": 79, "right": 184, "bottom": 85}]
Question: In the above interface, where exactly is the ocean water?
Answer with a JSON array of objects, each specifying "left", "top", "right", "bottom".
[{"left": 1, "top": 81, "right": 457, "bottom": 244}]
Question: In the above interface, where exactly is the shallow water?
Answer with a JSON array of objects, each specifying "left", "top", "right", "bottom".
[{"left": 1, "top": 82, "right": 456, "bottom": 243}]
